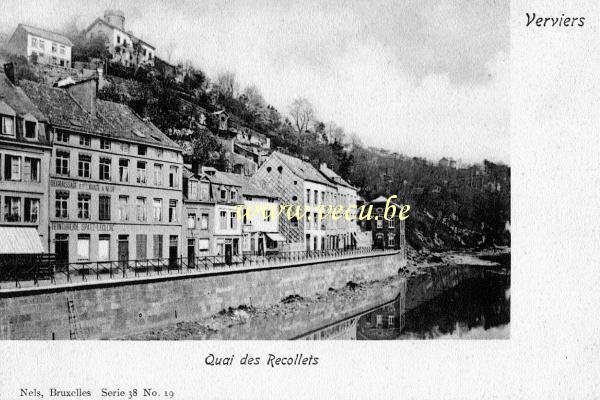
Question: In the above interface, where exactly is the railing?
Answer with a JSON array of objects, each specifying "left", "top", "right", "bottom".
[{"left": 0, "top": 247, "right": 395, "bottom": 289}]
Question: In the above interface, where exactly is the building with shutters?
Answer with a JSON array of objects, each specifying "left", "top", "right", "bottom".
[
  {"left": 19, "top": 76, "right": 183, "bottom": 267},
  {"left": 0, "top": 69, "right": 52, "bottom": 257},
  {"left": 6, "top": 24, "right": 73, "bottom": 68}
]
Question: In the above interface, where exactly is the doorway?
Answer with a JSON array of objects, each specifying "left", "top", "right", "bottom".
[
  {"left": 169, "top": 235, "right": 178, "bottom": 268},
  {"left": 118, "top": 235, "right": 129, "bottom": 268},
  {"left": 55, "top": 234, "right": 69, "bottom": 271},
  {"left": 187, "top": 238, "right": 195, "bottom": 268},
  {"left": 224, "top": 243, "right": 232, "bottom": 265}
]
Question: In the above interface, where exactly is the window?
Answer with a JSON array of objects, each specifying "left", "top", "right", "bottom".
[
  {"left": 200, "top": 182, "right": 209, "bottom": 200},
  {"left": 376, "top": 219, "right": 383, "bottom": 229},
  {"left": 376, "top": 314, "right": 383, "bottom": 328},
  {"left": 136, "top": 197, "right": 147, "bottom": 222},
  {"left": 231, "top": 190, "right": 237, "bottom": 201},
  {"left": 220, "top": 189, "right": 227, "bottom": 201},
  {"left": 117, "top": 35, "right": 121, "bottom": 44},
  {"left": 138, "top": 145, "right": 147, "bottom": 156},
  {"left": 24, "top": 121, "right": 37, "bottom": 139},
  {"left": 99, "top": 195, "right": 111, "bottom": 221},
  {"left": 388, "top": 219, "right": 395, "bottom": 228},
  {"left": 24, "top": 198, "right": 39, "bottom": 223},
  {"left": 77, "top": 193, "right": 91, "bottom": 219},
  {"left": 189, "top": 181, "right": 198, "bottom": 199},
  {"left": 32, "top": 37, "right": 37, "bottom": 47},
  {"left": 229, "top": 212, "right": 237, "bottom": 230},
  {"left": 388, "top": 315, "right": 395, "bottom": 328},
  {"left": 4, "top": 197, "right": 21, "bottom": 222},
  {"left": 156, "top": 148, "right": 163, "bottom": 158},
  {"left": 59, "top": 45, "right": 65, "bottom": 55},
  {"left": 1, "top": 116, "right": 14, "bottom": 136},
  {"left": 118, "top": 195, "right": 129, "bottom": 221},
  {"left": 153, "top": 198, "right": 162, "bottom": 222},
  {"left": 78, "top": 154, "right": 91, "bottom": 178},
  {"left": 306, "top": 189, "right": 310, "bottom": 204},
  {"left": 187, "top": 213, "right": 196, "bottom": 229},
  {"left": 153, "top": 235, "right": 163, "bottom": 259},
  {"left": 136, "top": 234, "right": 147, "bottom": 260},
  {"left": 201, "top": 213, "right": 209, "bottom": 230},
  {"left": 23, "top": 157, "right": 40, "bottom": 182},
  {"left": 219, "top": 211, "right": 227, "bottom": 229},
  {"left": 168, "top": 200, "right": 177, "bottom": 223},
  {"left": 265, "top": 208, "right": 272, "bottom": 222},
  {"left": 99, "top": 157, "right": 111, "bottom": 181},
  {"left": 77, "top": 234, "right": 90, "bottom": 260},
  {"left": 198, "top": 238, "right": 209, "bottom": 253},
  {"left": 39, "top": 39, "right": 45, "bottom": 50},
  {"left": 154, "top": 164, "right": 163, "bottom": 186},
  {"left": 79, "top": 134, "right": 90, "bottom": 147},
  {"left": 56, "top": 151, "right": 69, "bottom": 175},
  {"left": 100, "top": 139, "right": 111, "bottom": 150},
  {"left": 388, "top": 236, "right": 395, "bottom": 247},
  {"left": 120, "top": 142, "right": 129, "bottom": 153},
  {"left": 136, "top": 161, "right": 146, "bottom": 183},
  {"left": 169, "top": 166, "right": 178, "bottom": 188},
  {"left": 98, "top": 235, "right": 110, "bottom": 261},
  {"left": 56, "top": 130, "right": 69, "bottom": 143},
  {"left": 52, "top": 43, "right": 57, "bottom": 53},
  {"left": 55, "top": 191, "right": 69, "bottom": 218},
  {"left": 4, "top": 155, "right": 21, "bottom": 181},
  {"left": 119, "top": 159, "right": 129, "bottom": 182},
  {"left": 313, "top": 190, "right": 318, "bottom": 205}
]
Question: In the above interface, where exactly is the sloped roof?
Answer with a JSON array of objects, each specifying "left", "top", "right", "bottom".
[
  {"left": 319, "top": 164, "right": 356, "bottom": 190},
  {"left": 0, "top": 73, "right": 46, "bottom": 121},
  {"left": 218, "top": 171, "right": 275, "bottom": 199},
  {"left": 370, "top": 195, "right": 389, "bottom": 203},
  {"left": 19, "top": 24, "right": 73, "bottom": 47},
  {"left": 85, "top": 18, "right": 155, "bottom": 49},
  {"left": 96, "top": 100, "right": 179, "bottom": 149},
  {"left": 19, "top": 80, "right": 180, "bottom": 150},
  {"left": 19, "top": 80, "right": 109, "bottom": 134},
  {"left": 272, "top": 152, "right": 333, "bottom": 186}
]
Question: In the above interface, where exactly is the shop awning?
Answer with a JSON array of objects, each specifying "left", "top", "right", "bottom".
[
  {"left": 265, "top": 232, "right": 286, "bottom": 242},
  {"left": 0, "top": 227, "right": 44, "bottom": 254}
]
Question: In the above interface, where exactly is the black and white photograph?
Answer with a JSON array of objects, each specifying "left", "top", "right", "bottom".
[
  {"left": 0, "top": 0, "right": 511, "bottom": 341},
  {"left": 2, "top": 0, "right": 599, "bottom": 398}
]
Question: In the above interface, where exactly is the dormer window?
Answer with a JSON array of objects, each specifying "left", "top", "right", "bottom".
[
  {"left": 24, "top": 120, "right": 37, "bottom": 139},
  {"left": 1, "top": 115, "right": 15, "bottom": 137}
]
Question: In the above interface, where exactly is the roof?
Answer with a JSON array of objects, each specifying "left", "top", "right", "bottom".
[
  {"left": 96, "top": 100, "right": 179, "bottom": 149},
  {"left": 19, "top": 80, "right": 109, "bottom": 134},
  {"left": 219, "top": 172, "right": 275, "bottom": 199},
  {"left": 0, "top": 73, "right": 46, "bottom": 122},
  {"left": 370, "top": 195, "right": 403, "bottom": 208},
  {"left": 85, "top": 18, "right": 155, "bottom": 49},
  {"left": 272, "top": 152, "right": 334, "bottom": 186},
  {"left": 319, "top": 164, "right": 356, "bottom": 190},
  {"left": 0, "top": 227, "right": 44, "bottom": 254},
  {"left": 19, "top": 80, "right": 180, "bottom": 150},
  {"left": 19, "top": 24, "right": 73, "bottom": 47}
]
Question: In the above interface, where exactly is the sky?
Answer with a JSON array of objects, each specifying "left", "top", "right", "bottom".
[{"left": 0, "top": 0, "right": 509, "bottom": 164}]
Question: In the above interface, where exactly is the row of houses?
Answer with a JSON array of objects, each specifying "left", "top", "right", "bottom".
[{"left": 0, "top": 65, "right": 406, "bottom": 270}]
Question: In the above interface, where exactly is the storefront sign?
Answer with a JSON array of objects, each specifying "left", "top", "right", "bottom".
[{"left": 50, "top": 178, "right": 115, "bottom": 193}]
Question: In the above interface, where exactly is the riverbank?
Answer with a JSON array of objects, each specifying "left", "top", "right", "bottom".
[{"left": 122, "top": 249, "right": 508, "bottom": 340}]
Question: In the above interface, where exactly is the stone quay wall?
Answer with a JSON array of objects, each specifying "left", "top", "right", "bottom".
[{"left": 0, "top": 251, "right": 405, "bottom": 339}]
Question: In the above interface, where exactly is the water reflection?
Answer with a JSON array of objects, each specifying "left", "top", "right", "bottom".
[{"left": 358, "top": 268, "right": 510, "bottom": 340}]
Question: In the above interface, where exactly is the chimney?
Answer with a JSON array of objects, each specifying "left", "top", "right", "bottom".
[
  {"left": 320, "top": 162, "right": 327, "bottom": 171},
  {"left": 66, "top": 78, "right": 98, "bottom": 115},
  {"left": 3, "top": 63, "right": 16, "bottom": 85}
]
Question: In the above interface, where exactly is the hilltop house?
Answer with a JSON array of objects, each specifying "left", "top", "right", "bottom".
[
  {"left": 367, "top": 195, "right": 406, "bottom": 252},
  {"left": 6, "top": 24, "right": 73, "bottom": 67},
  {"left": 85, "top": 10, "right": 155, "bottom": 68}
]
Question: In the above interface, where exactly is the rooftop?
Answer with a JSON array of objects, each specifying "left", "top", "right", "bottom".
[
  {"left": 18, "top": 24, "right": 73, "bottom": 47},
  {"left": 19, "top": 79, "right": 179, "bottom": 149},
  {"left": 272, "top": 151, "right": 333, "bottom": 186},
  {"left": 319, "top": 163, "right": 356, "bottom": 190}
]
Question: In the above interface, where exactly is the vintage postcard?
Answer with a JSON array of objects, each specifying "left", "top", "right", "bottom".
[{"left": 1, "top": 0, "right": 595, "bottom": 398}]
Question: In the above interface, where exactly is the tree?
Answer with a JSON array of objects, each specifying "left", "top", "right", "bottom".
[
  {"left": 288, "top": 97, "right": 314, "bottom": 135},
  {"left": 191, "top": 130, "right": 228, "bottom": 170}
]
